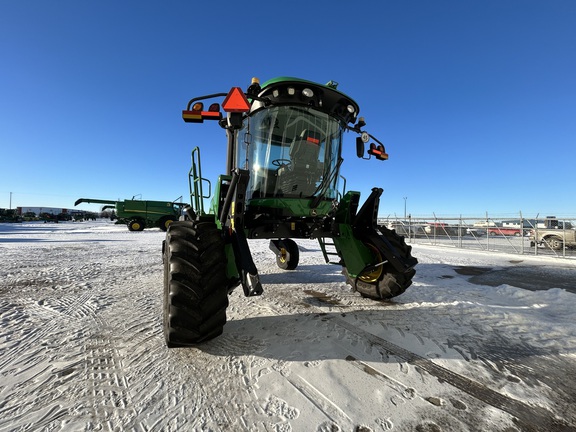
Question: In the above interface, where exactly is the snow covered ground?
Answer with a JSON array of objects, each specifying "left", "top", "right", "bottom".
[{"left": 1, "top": 220, "right": 575, "bottom": 431}]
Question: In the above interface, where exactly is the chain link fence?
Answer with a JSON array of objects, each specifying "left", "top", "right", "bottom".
[{"left": 378, "top": 213, "right": 576, "bottom": 260}]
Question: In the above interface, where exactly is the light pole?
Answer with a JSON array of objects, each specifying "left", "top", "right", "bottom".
[{"left": 403, "top": 197, "right": 407, "bottom": 220}]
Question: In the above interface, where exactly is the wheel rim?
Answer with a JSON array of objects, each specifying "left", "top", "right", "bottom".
[
  {"left": 279, "top": 247, "right": 288, "bottom": 263},
  {"left": 132, "top": 222, "right": 141, "bottom": 230},
  {"left": 358, "top": 244, "right": 383, "bottom": 283}
]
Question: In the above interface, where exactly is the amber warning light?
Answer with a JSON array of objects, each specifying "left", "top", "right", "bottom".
[
  {"left": 182, "top": 102, "right": 222, "bottom": 123},
  {"left": 368, "top": 143, "right": 389, "bottom": 161}
]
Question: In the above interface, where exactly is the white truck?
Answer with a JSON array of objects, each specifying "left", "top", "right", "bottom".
[{"left": 529, "top": 217, "right": 576, "bottom": 250}]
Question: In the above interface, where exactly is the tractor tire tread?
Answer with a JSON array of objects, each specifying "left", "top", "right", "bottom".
[
  {"left": 345, "top": 226, "right": 416, "bottom": 300},
  {"left": 163, "top": 220, "right": 229, "bottom": 346}
]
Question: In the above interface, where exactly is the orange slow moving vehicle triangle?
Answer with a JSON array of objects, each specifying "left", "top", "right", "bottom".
[{"left": 222, "top": 87, "right": 251, "bottom": 112}]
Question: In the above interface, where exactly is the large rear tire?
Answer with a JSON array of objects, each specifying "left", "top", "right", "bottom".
[
  {"left": 344, "top": 226, "right": 416, "bottom": 300},
  {"left": 163, "top": 220, "right": 229, "bottom": 347}
]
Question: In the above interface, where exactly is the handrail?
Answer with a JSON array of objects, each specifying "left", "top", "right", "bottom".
[{"left": 188, "top": 147, "right": 211, "bottom": 215}]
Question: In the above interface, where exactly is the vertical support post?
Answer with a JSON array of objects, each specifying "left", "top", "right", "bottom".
[
  {"left": 485, "top": 211, "right": 489, "bottom": 251},
  {"left": 403, "top": 196, "right": 407, "bottom": 220},
  {"left": 534, "top": 220, "right": 539, "bottom": 256},
  {"left": 459, "top": 215, "right": 463, "bottom": 248},
  {"left": 520, "top": 211, "right": 524, "bottom": 255},
  {"left": 562, "top": 220, "right": 567, "bottom": 258}
]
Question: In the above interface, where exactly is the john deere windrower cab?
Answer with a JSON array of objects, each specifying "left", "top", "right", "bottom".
[{"left": 163, "top": 77, "right": 417, "bottom": 347}]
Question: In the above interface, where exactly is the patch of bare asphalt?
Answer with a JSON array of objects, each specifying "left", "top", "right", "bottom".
[
  {"left": 455, "top": 264, "right": 576, "bottom": 294},
  {"left": 454, "top": 266, "right": 492, "bottom": 276}
]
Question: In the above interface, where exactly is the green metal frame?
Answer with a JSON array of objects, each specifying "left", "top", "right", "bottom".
[{"left": 188, "top": 147, "right": 211, "bottom": 216}]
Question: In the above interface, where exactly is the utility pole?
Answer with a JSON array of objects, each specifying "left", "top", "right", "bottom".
[
  {"left": 403, "top": 197, "right": 407, "bottom": 220},
  {"left": 9, "top": 192, "right": 12, "bottom": 209}
]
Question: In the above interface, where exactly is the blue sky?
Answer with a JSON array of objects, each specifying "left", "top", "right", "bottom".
[{"left": 1, "top": 1, "right": 575, "bottom": 218}]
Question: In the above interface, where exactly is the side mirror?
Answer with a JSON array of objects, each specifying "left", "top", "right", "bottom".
[
  {"left": 356, "top": 132, "right": 371, "bottom": 158},
  {"left": 356, "top": 137, "right": 365, "bottom": 158}
]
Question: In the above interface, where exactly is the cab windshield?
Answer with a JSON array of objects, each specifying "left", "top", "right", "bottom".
[{"left": 236, "top": 106, "right": 343, "bottom": 200}]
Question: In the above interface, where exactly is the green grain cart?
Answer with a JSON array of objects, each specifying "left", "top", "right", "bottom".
[
  {"left": 163, "top": 77, "right": 417, "bottom": 346},
  {"left": 75, "top": 197, "right": 187, "bottom": 231}
]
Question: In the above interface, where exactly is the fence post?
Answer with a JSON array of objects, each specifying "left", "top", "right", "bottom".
[
  {"left": 530, "top": 215, "right": 537, "bottom": 256},
  {"left": 485, "top": 211, "right": 489, "bottom": 251},
  {"left": 459, "top": 214, "right": 463, "bottom": 248},
  {"left": 563, "top": 220, "right": 567, "bottom": 258},
  {"left": 520, "top": 211, "right": 524, "bottom": 255}
]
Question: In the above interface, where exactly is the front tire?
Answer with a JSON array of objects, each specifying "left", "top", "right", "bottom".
[
  {"left": 128, "top": 219, "right": 145, "bottom": 231},
  {"left": 163, "top": 220, "right": 229, "bottom": 347},
  {"left": 275, "top": 238, "right": 300, "bottom": 270},
  {"left": 344, "top": 226, "right": 416, "bottom": 300},
  {"left": 159, "top": 215, "right": 176, "bottom": 232}
]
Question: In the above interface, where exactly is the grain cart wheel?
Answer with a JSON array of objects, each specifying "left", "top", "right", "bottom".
[
  {"left": 128, "top": 219, "right": 145, "bottom": 231},
  {"left": 159, "top": 215, "right": 176, "bottom": 232},
  {"left": 344, "top": 227, "right": 416, "bottom": 300},
  {"left": 163, "top": 220, "right": 229, "bottom": 347},
  {"left": 274, "top": 238, "right": 300, "bottom": 270}
]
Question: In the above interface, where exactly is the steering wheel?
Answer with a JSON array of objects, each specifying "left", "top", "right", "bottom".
[{"left": 272, "top": 159, "right": 291, "bottom": 167}]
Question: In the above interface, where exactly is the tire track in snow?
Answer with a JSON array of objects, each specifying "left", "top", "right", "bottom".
[
  {"left": 243, "top": 261, "right": 472, "bottom": 430},
  {"left": 0, "top": 224, "right": 169, "bottom": 430},
  {"left": 0, "top": 292, "right": 113, "bottom": 430},
  {"left": 0, "top": 277, "right": 134, "bottom": 430},
  {"left": 225, "top": 286, "right": 434, "bottom": 430},
  {"left": 83, "top": 331, "right": 134, "bottom": 427},
  {"left": 283, "top": 373, "right": 355, "bottom": 428},
  {"left": 327, "top": 314, "right": 570, "bottom": 432},
  {"left": 254, "top": 274, "right": 571, "bottom": 432},
  {"left": 106, "top": 295, "right": 210, "bottom": 430}
]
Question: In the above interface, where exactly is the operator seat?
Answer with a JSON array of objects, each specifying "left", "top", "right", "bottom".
[{"left": 278, "top": 130, "right": 321, "bottom": 196}]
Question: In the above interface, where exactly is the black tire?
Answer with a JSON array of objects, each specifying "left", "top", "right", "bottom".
[
  {"left": 275, "top": 238, "right": 300, "bottom": 270},
  {"left": 546, "top": 236, "right": 563, "bottom": 251},
  {"left": 163, "top": 220, "right": 229, "bottom": 347},
  {"left": 344, "top": 226, "right": 416, "bottom": 300},
  {"left": 128, "top": 219, "right": 145, "bottom": 231},
  {"left": 159, "top": 215, "right": 176, "bottom": 232}
]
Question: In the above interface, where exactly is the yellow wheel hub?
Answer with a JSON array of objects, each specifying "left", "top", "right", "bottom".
[
  {"left": 279, "top": 248, "right": 288, "bottom": 263},
  {"left": 358, "top": 244, "right": 383, "bottom": 283}
]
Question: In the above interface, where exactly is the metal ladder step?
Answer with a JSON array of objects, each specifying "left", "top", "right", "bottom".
[{"left": 318, "top": 238, "right": 341, "bottom": 265}]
